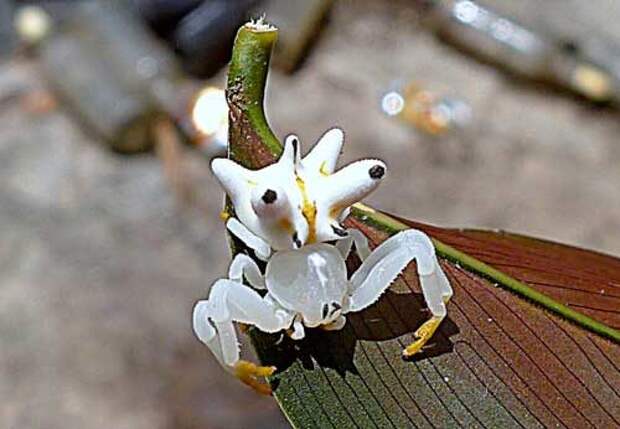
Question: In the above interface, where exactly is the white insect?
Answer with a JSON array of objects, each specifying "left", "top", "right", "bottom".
[
  {"left": 193, "top": 128, "right": 453, "bottom": 394},
  {"left": 211, "top": 128, "right": 386, "bottom": 257}
]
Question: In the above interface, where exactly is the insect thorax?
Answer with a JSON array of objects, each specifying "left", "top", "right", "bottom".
[{"left": 265, "top": 244, "right": 348, "bottom": 325}]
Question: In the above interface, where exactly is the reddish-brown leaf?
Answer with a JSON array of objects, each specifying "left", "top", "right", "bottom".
[
  {"left": 252, "top": 214, "right": 620, "bottom": 429},
  {"left": 404, "top": 220, "right": 620, "bottom": 329}
]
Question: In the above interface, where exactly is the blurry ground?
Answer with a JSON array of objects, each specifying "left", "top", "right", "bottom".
[{"left": 2, "top": 1, "right": 620, "bottom": 428}]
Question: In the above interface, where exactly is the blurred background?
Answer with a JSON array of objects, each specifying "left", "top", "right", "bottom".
[{"left": 2, "top": 0, "right": 620, "bottom": 428}]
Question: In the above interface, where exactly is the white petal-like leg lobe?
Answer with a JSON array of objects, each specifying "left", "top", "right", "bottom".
[
  {"left": 302, "top": 127, "right": 344, "bottom": 175},
  {"left": 320, "top": 159, "right": 386, "bottom": 210},
  {"left": 193, "top": 279, "right": 292, "bottom": 367},
  {"left": 211, "top": 158, "right": 253, "bottom": 205},
  {"left": 348, "top": 229, "right": 449, "bottom": 316},
  {"left": 228, "top": 254, "right": 265, "bottom": 289},
  {"left": 226, "top": 218, "right": 272, "bottom": 261}
]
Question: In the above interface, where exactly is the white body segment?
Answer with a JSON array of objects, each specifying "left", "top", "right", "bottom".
[{"left": 193, "top": 229, "right": 452, "bottom": 381}]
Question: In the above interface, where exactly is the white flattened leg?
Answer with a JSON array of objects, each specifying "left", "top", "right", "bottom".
[
  {"left": 226, "top": 217, "right": 272, "bottom": 261},
  {"left": 348, "top": 229, "right": 436, "bottom": 311},
  {"left": 437, "top": 257, "right": 453, "bottom": 304},
  {"left": 228, "top": 254, "right": 265, "bottom": 289},
  {"left": 335, "top": 228, "right": 370, "bottom": 260},
  {"left": 345, "top": 229, "right": 452, "bottom": 356},
  {"left": 192, "top": 279, "right": 293, "bottom": 394}
]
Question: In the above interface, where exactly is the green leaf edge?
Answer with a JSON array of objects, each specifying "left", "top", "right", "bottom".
[{"left": 350, "top": 205, "right": 620, "bottom": 344}]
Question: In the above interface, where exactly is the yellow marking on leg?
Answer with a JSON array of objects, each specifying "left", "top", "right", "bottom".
[
  {"left": 402, "top": 316, "right": 442, "bottom": 357},
  {"left": 219, "top": 211, "right": 231, "bottom": 221},
  {"left": 234, "top": 360, "right": 276, "bottom": 395},
  {"left": 319, "top": 161, "right": 330, "bottom": 177},
  {"left": 295, "top": 176, "right": 317, "bottom": 243}
]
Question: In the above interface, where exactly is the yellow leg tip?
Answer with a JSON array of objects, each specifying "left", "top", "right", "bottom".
[
  {"left": 402, "top": 317, "right": 442, "bottom": 358},
  {"left": 234, "top": 360, "right": 277, "bottom": 395},
  {"left": 402, "top": 340, "right": 424, "bottom": 357}
]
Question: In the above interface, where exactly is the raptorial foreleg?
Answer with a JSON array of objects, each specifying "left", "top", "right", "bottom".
[{"left": 226, "top": 217, "right": 272, "bottom": 261}]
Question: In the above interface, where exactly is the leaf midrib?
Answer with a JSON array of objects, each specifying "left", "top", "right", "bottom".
[{"left": 351, "top": 204, "right": 620, "bottom": 344}]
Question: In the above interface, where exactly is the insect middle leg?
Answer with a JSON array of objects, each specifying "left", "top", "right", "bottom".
[{"left": 346, "top": 229, "right": 452, "bottom": 356}]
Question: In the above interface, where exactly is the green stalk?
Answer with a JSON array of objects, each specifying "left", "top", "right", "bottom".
[
  {"left": 226, "top": 21, "right": 281, "bottom": 168},
  {"left": 225, "top": 21, "right": 619, "bottom": 352}
]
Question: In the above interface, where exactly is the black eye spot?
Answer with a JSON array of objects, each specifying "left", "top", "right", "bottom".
[
  {"left": 292, "top": 232, "right": 302, "bottom": 248},
  {"left": 331, "top": 225, "right": 347, "bottom": 237},
  {"left": 369, "top": 165, "right": 385, "bottom": 179},
  {"left": 289, "top": 136, "right": 299, "bottom": 154},
  {"left": 262, "top": 189, "right": 277, "bottom": 204},
  {"left": 322, "top": 303, "right": 329, "bottom": 319}
]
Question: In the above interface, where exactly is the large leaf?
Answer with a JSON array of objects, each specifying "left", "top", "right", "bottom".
[
  {"left": 250, "top": 212, "right": 620, "bottom": 429},
  {"left": 223, "top": 22, "right": 620, "bottom": 429}
]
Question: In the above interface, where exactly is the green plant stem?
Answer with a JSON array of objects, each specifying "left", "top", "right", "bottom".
[{"left": 226, "top": 22, "right": 281, "bottom": 168}]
